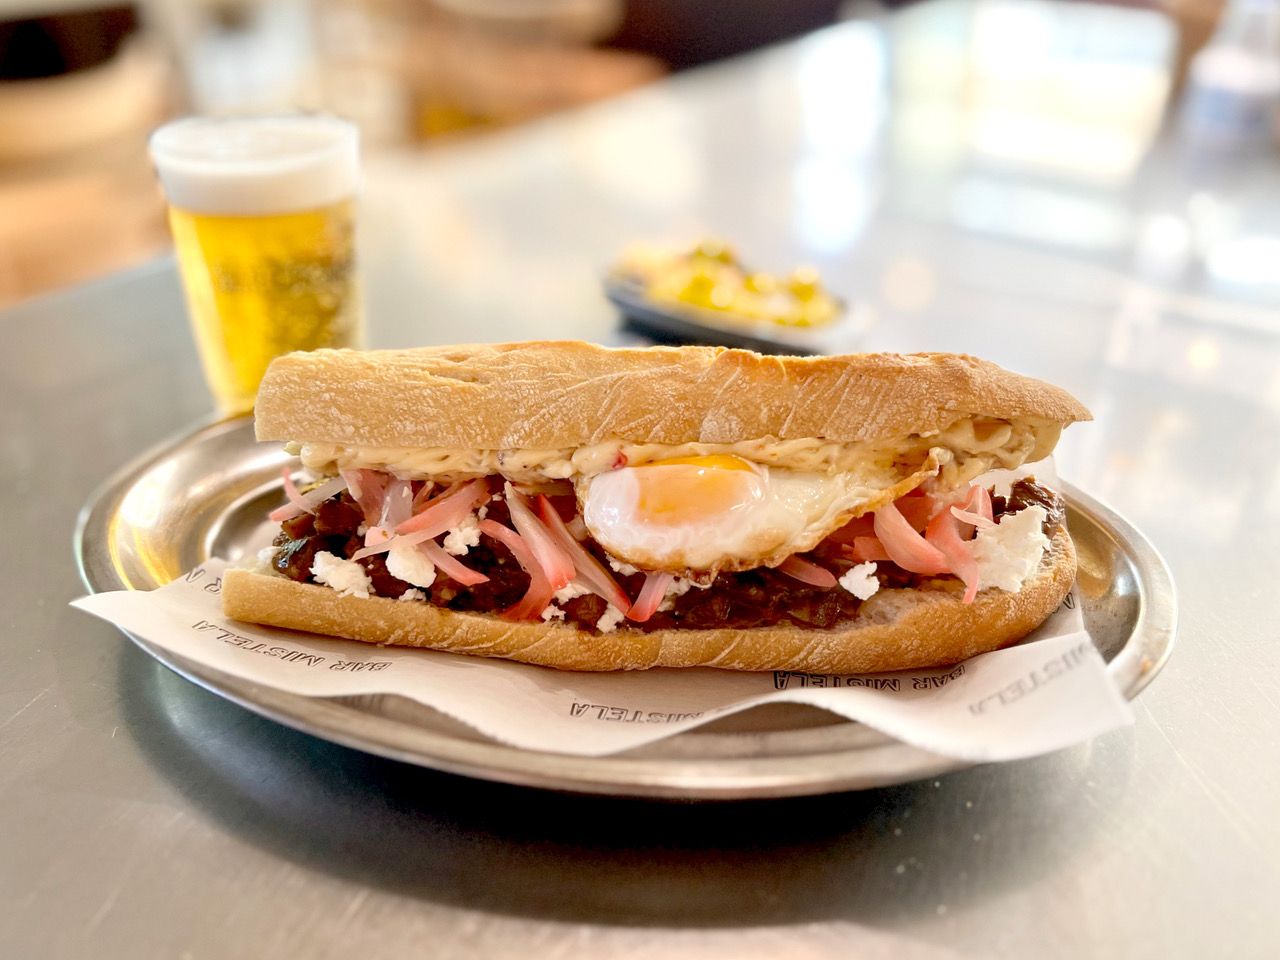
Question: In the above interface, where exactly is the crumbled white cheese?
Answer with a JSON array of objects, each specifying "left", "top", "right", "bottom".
[
  {"left": 398, "top": 588, "right": 426, "bottom": 602},
  {"left": 607, "top": 557, "right": 639, "bottom": 576},
  {"left": 541, "top": 604, "right": 566, "bottom": 622},
  {"left": 477, "top": 504, "right": 489, "bottom": 520},
  {"left": 554, "top": 581, "right": 591, "bottom": 604},
  {"left": 442, "top": 513, "right": 482, "bottom": 556},
  {"left": 386, "top": 541, "right": 436, "bottom": 589},
  {"left": 254, "top": 547, "right": 278, "bottom": 575},
  {"left": 657, "top": 576, "right": 711, "bottom": 612},
  {"left": 596, "top": 604, "right": 627, "bottom": 633},
  {"left": 311, "top": 551, "right": 373, "bottom": 599},
  {"left": 839, "top": 562, "right": 881, "bottom": 601},
  {"left": 971, "top": 505, "right": 1050, "bottom": 592}
]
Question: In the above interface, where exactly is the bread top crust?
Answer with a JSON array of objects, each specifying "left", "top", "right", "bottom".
[{"left": 254, "top": 342, "right": 1092, "bottom": 450}]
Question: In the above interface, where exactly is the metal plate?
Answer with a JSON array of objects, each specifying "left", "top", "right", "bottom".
[{"left": 75, "top": 416, "right": 1177, "bottom": 800}]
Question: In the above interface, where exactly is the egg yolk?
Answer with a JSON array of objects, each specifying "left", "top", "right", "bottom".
[{"left": 633, "top": 455, "right": 763, "bottom": 525}]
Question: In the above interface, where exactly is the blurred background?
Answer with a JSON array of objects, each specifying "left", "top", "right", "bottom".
[{"left": 1, "top": 0, "right": 1278, "bottom": 315}]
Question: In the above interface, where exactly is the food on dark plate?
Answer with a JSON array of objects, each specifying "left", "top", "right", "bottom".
[{"left": 612, "top": 239, "right": 842, "bottom": 328}]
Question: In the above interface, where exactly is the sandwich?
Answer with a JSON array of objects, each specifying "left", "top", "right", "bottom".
[{"left": 222, "top": 342, "right": 1091, "bottom": 673}]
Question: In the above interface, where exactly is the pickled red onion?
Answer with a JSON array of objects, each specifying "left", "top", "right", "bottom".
[
  {"left": 847, "top": 537, "right": 892, "bottom": 562},
  {"left": 339, "top": 468, "right": 363, "bottom": 501},
  {"left": 894, "top": 496, "right": 938, "bottom": 532},
  {"left": 825, "top": 514, "right": 876, "bottom": 544},
  {"left": 966, "top": 484, "right": 994, "bottom": 522},
  {"left": 343, "top": 469, "right": 387, "bottom": 526},
  {"left": 628, "top": 572, "right": 674, "bottom": 623},
  {"left": 418, "top": 539, "right": 488, "bottom": 586},
  {"left": 778, "top": 555, "right": 838, "bottom": 588},
  {"left": 380, "top": 477, "right": 414, "bottom": 527},
  {"left": 873, "top": 502, "right": 950, "bottom": 575},
  {"left": 360, "top": 477, "right": 411, "bottom": 547},
  {"left": 280, "top": 468, "right": 308, "bottom": 513},
  {"left": 479, "top": 519, "right": 554, "bottom": 620},
  {"left": 411, "top": 480, "right": 438, "bottom": 511},
  {"left": 351, "top": 538, "right": 392, "bottom": 562},
  {"left": 268, "top": 471, "right": 348, "bottom": 522},
  {"left": 949, "top": 484, "right": 995, "bottom": 533},
  {"left": 504, "top": 484, "right": 575, "bottom": 591},
  {"left": 951, "top": 506, "right": 996, "bottom": 530},
  {"left": 353, "top": 481, "right": 488, "bottom": 560},
  {"left": 277, "top": 465, "right": 309, "bottom": 519},
  {"left": 535, "top": 495, "right": 631, "bottom": 613},
  {"left": 925, "top": 508, "right": 980, "bottom": 603},
  {"left": 396, "top": 480, "right": 487, "bottom": 534}
]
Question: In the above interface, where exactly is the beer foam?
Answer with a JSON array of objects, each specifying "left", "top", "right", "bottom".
[{"left": 150, "top": 115, "right": 359, "bottom": 216}]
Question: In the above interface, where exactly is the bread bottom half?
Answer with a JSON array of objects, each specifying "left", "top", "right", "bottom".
[{"left": 220, "top": 527, "right": 1076, "bottom": 674}]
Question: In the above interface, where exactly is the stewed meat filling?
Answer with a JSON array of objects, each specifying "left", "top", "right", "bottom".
[{"left": 271, "top": 479, "right": 1062, "bottom": 634}]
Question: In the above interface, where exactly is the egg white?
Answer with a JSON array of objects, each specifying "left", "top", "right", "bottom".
[{"left": 577, "top": 456, "right": 941, "bottom": 574}]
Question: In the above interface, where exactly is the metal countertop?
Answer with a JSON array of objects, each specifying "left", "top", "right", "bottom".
[{"left": 3, "top": 5, "right": 1278, "bottom": 957}]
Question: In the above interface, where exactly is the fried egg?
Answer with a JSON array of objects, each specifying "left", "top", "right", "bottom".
[{"left": 577, "top": 454, "right": 937, "bottom": 574}]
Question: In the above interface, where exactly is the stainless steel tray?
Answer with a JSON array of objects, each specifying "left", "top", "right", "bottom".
[{"left": 75, "top": 416, "right": 1177, "bottom": 799}]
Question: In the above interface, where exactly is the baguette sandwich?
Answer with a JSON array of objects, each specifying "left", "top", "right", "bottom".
[{"left": 223, "top": 342, "right": 1091, "bottom": 673}]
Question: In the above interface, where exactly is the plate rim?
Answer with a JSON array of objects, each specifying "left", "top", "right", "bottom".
[{"left": 73, "top": 417, "right": 1177, "bottom": 799}]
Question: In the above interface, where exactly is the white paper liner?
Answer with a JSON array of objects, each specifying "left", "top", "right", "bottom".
[
  {"left": 72, "top": 563, "right": 1129, "bottom": 760},
  {"left": 71, "top": 460, "right": 1134, "bottom": 764}
]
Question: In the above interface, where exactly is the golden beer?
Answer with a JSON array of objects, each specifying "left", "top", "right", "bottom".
[{"left": 150, "top": 116, "right": 362, "bottom": 414}]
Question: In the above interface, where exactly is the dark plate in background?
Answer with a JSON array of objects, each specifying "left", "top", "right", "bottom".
[{"left": 605, "top": 274, "right": 867, "bottom": 355}]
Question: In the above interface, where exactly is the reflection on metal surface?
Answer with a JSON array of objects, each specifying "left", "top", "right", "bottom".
[
  {"left": 950, "top": 178, "right": 1131, "bottom": 252},
  {"left": 1079, "top": 274, "right": 1266, "bottom": 542},
  {"left": 796, "top": 24, "right": 886, "bottom": 158},
  {"left": 880, "top": 257, "right": 936, "bottom": 313},
  {"left": 118, "top": 459, "right": 177, "bottom": 529},
  {"left": 1208, "top": 235, "right": 1280, "bottom": 288},
  {"left": 76, "top": 417, "right": 1175, "bottom": 799},
  {"left": 965, "top": 0, "right": 1171, "bottom": 180},
  {"left": 77, "top": 415, "right": 282, "bottom": 598},
  {"left": 1185, "top": 336, "right": 1222, "bottom": 373},
  {"left": 568, "top": 90, "right": 702, "bottom": 206},
  {"left": 1135, "top": 213, "right": 1194, "bottom": 279},
  {"left": 892, "top": 0, "right": 1172, "bottom": 182},
  {"left": 793, "top": 156, "right": 877, "bottom": 255},
  {"left": 127, "top": 645, "right": 1132, "bottom": 929},
  {"left": 967, "top": 111, "right": 1154, "bottom": 184}
]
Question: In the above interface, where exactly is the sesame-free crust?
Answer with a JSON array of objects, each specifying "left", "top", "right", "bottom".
[{"left": 254, "top": 342, "right": 1091, "bottom": 451}]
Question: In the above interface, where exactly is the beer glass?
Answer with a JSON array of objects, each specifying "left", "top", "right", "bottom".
[{"left": 149, "top": 115, "right": 363, "bottom": 415}]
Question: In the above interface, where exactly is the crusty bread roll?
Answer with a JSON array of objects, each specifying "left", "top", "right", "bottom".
[
  {"left": 254, "top": 342, "right": 1090, "bottom": 450},
  {"left": 228, "top": 342, "right": 1088, "bottom": 673},
  {"left": 222, "top": 527, "right": 1074, "bottom": 673}
]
